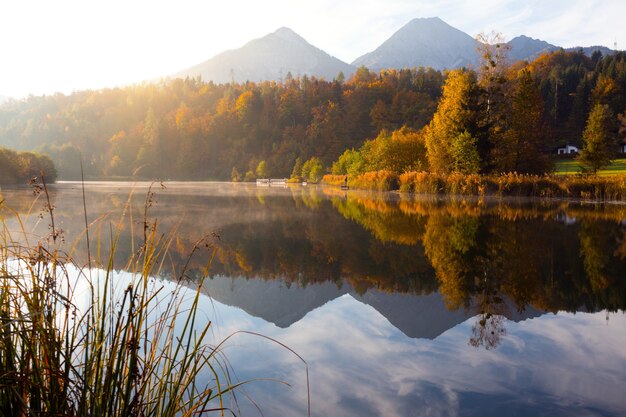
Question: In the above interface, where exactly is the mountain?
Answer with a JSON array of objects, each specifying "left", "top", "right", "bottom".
[
  {"left": 175, "top": 27, "right": 355, "bottom": 84},
  {"left": 173, "top": 19, "right": 617, "bottom": 85},
  {"left": 352, "top": 17, "right": 479, "bottom": 71},
  {"left": 505, "top": 36, "right": 615, "bottom": 63},
  {"left": 353, "top": 290, "right": 470, "bottom": 339},
  {"left": 352, "top": 17, "right": 617, "bottom": 72},
  {"left": 200, "top": 275, "right": 348, "bottom": 328},
  {"left": 507, "top": 35, "right": 558, "bottom": 62},
  {"left": 354, "top": 289, "right": 542, "bottom": 339}
]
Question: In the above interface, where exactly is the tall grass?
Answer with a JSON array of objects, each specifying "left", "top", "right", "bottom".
[
  {"left": 326, "top": 171, "right": 626, "bottom": 201},
  {"left": 0, "top": 178, "right": 307, "bottom": 416}
]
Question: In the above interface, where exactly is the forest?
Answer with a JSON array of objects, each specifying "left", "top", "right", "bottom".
[{"left": 0, "top": 49, "right": 625, "bottom": 181}]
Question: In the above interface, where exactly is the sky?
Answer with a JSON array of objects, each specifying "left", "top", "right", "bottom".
[{"left": 1, "top": 0, "right": 625, "bottom": 98}]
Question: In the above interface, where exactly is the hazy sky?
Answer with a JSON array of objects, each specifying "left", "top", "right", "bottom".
[{"left": 1, "top": 0, "right": 624, "bottom": 98}]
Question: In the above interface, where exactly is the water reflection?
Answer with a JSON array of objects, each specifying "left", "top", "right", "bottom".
[
  {"left": 1, "top": 182, "right": 625, "bottom": 415},
  {"left": 201, "top": 288, "right": 626, "bottom": 417},
  {"left": 1, "top": 183, "right": 625, "bottom": 332}
]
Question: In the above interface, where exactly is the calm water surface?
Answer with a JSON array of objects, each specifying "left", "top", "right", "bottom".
[{"left": 2, "top": 181, "right": 625, "bottom": 417}]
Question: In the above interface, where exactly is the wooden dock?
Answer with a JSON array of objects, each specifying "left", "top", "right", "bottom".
[{"left": 256, "top": 178, "right": 288, "bottom": 186}]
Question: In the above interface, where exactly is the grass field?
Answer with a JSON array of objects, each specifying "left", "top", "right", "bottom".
[{"left": 554, "top": 158, "right": 626, "bottom": 175}]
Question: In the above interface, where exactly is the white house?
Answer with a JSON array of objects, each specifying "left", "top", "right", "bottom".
[{"left": 556, "top": 144, "right": 579, "bottom": 155}]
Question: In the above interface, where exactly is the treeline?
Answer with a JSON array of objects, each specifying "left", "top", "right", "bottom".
[
  {"left": 0, "top": 50, "right": 625, "bottom": 180},
  {"left": 0, "top": 68, "right": 443, "bottom": 180},
  {"left": 0, "top": 147, "right": 56, "bottom": 184}
]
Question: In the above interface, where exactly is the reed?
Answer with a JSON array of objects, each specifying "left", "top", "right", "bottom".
[{"left": 335, "top": 171, "right": 626, "bottom": 201}]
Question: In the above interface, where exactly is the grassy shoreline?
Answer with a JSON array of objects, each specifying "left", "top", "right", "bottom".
[
  {"left": 554, "top": 158, "right": 626, "bottom": 176},
  {"left": 323, "top": 171, "right": 626, "bottom": 201}
]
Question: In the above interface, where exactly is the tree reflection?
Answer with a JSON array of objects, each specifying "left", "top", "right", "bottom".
[
  {"left": 422, "top": 212, "right": 512, "bottom": 349},
  {"left": 469, "top": 313, "right": 507, "bottom": 350},
  {"left": 339, "top": 193, "right": 626, "bottom": 348},
  {"left": 469, "top": 273, "right": 509, "bottom": 350}
]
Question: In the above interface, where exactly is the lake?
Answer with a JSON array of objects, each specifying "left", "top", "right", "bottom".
[{"left": 1, "top": 181, "right": 625, "bottom": 416}]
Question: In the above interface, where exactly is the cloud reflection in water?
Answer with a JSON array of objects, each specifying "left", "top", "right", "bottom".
[{"left": 202, "top": 287, "right": 626, "bottom": 417}]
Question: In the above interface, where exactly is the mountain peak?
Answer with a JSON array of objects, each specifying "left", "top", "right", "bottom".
[
  {"left": 352, "top": 16, "right": 478, "bottom": 71},
  {"left": 175, "top": 27, "right": 355, "bottom": 84},
  {"left": 273, "top": 26, "right": 299, "bottom": 37},
  {"left": 269, "top": 26, "right": 308, "bottom": 45},
  {"left": 407, "top": 16, "right": 445, "bottom": 25}
]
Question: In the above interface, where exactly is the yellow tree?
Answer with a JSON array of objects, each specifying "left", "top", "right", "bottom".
[{"left": 424, "top": 69, "right": 479, "bottom": 173}]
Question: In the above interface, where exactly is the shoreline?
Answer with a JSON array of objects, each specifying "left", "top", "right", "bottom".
[{"left": 322, "top": 171, "right": 626, "bottom": 202}]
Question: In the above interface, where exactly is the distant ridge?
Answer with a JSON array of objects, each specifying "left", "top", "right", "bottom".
[
  {"left": 175, "top": 27, "right": 356, "bottom": 84},
  {"left": 172, "top": 19, "right": 619, "bottom": 85},
  {"left": 508, "top": 36, "right": 616, "bottom": 62},
  {"left": 565, "top": 45, "right": 615, "bottom": 56}
]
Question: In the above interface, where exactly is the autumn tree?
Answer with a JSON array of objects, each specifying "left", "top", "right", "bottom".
[
  {"left": 579, "top": 103, "right": 617, "bottom": 173},
  {"left": 424, "top": 69, "right": 480, "bottom": 173}
]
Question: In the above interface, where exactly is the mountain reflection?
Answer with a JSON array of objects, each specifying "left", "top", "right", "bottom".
[{"left": 1, "top": 183, "right": 625, "bottom": 346}]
